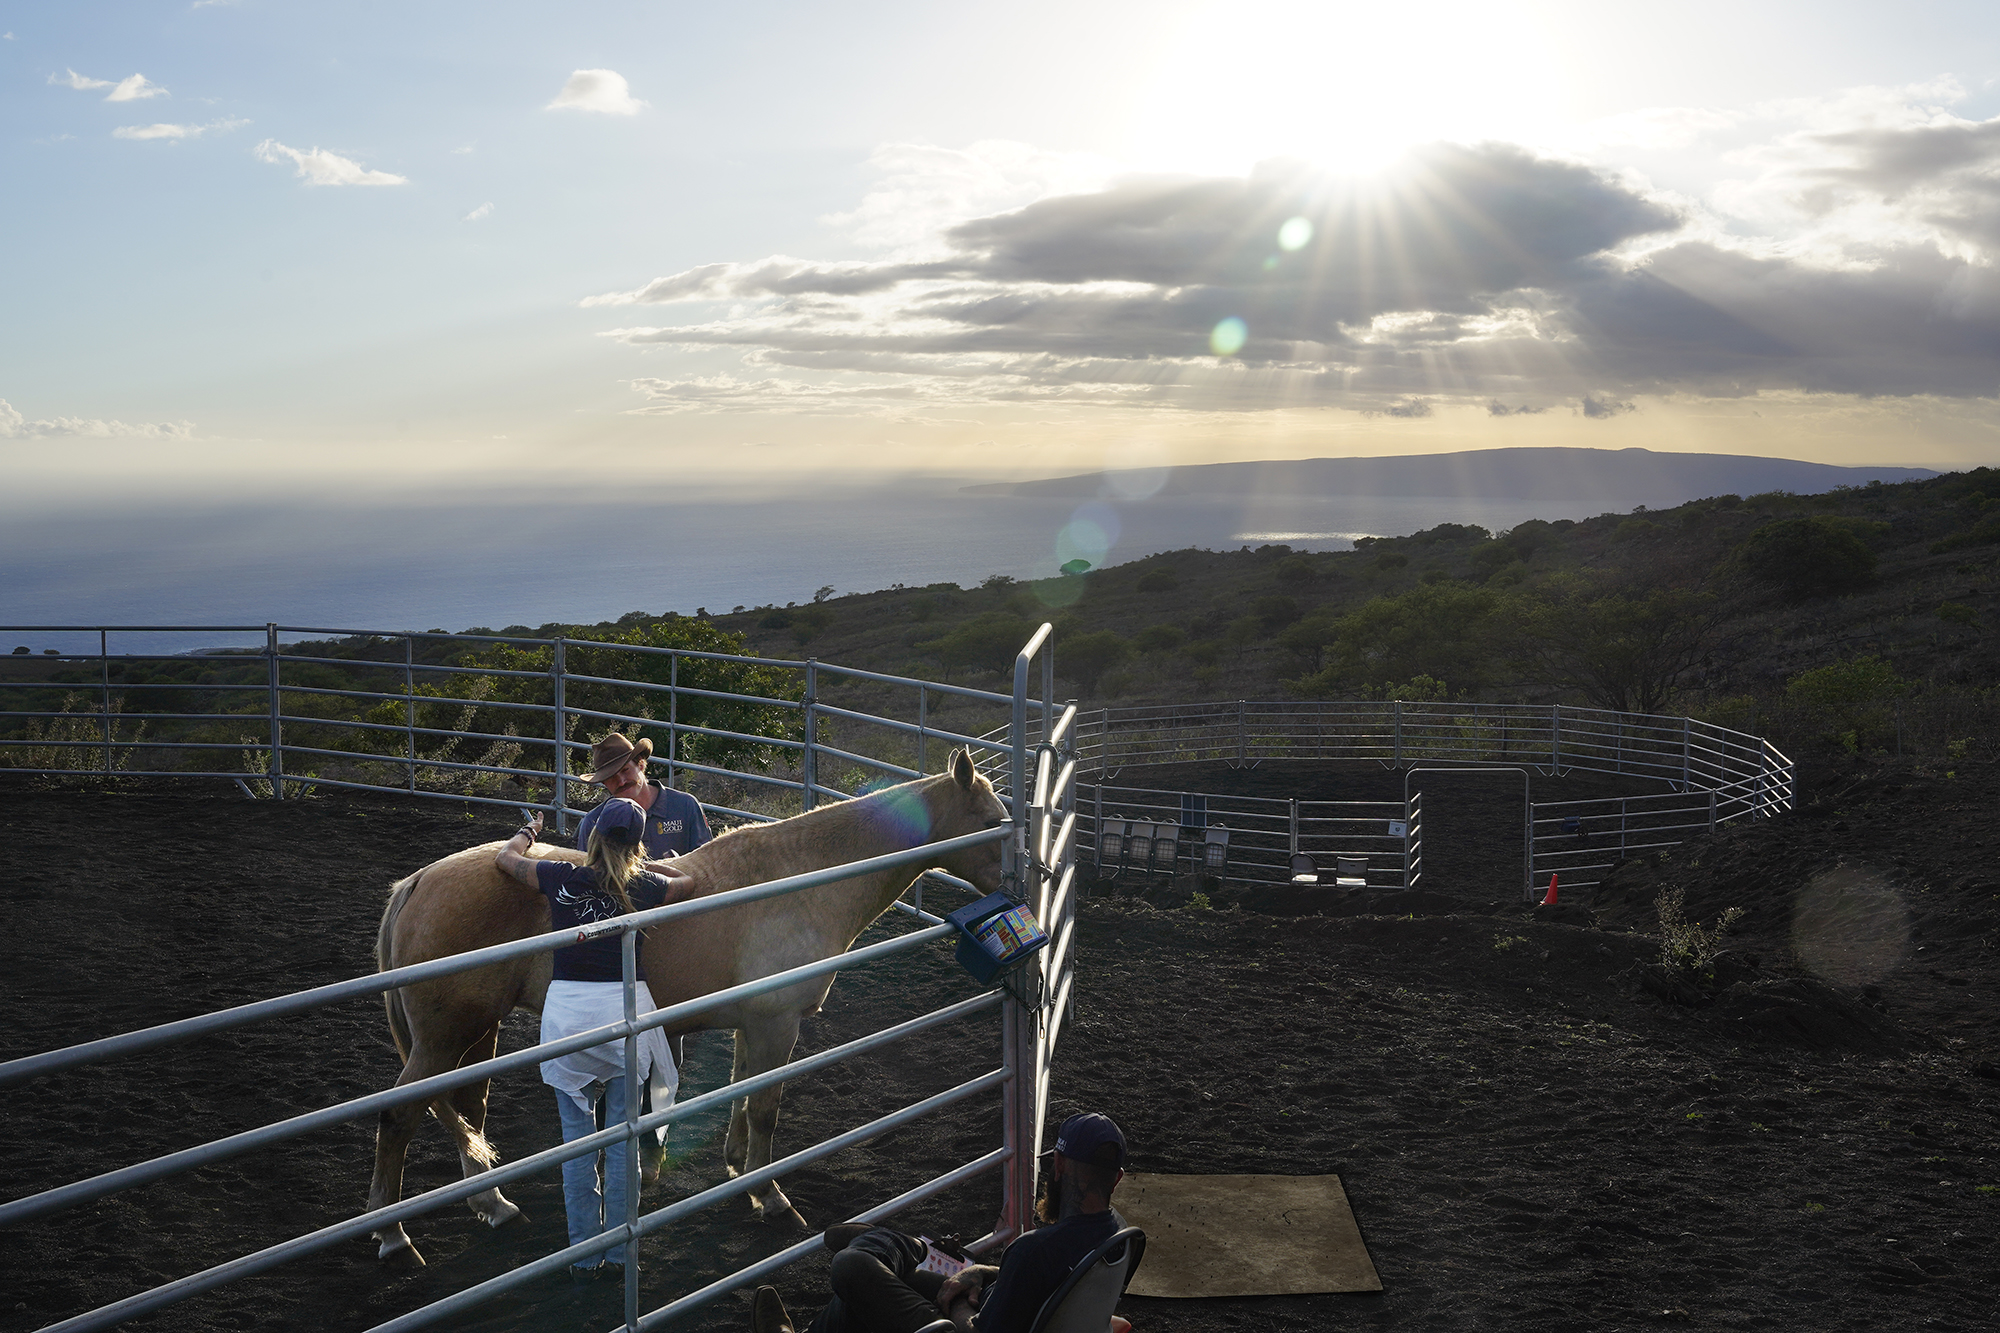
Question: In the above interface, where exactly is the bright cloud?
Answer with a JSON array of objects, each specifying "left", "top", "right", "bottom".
[
  {"left": 254, "top": 139, "right": 407, "bottom": 186},
  {"left": 464, "top": 201, "right": 494, "bottom": 222},
  {"left": 544, "top": 69, "right": 645, "bottom": 116},
  {"left": 114, "top": 118, "right": 247, "bottom": 141},
  {"left": 0, "top": 398, "right": 195, "bottom": 440},
  {"left": 50, "top": 68, "right": 112, "bottom": 91},
  {"left": 106, "top": 73, "right": 169, "bottom": 102},
  {"left": 591, "top": 89, "right": 2000, "bottom": 416}
]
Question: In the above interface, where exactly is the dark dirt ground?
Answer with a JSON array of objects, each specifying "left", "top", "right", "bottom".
[{"left": 2, "top": 759, "right": 1997, "bottom": 1333}]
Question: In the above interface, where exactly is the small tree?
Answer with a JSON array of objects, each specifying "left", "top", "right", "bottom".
[
  {"left": 1738, "top": 516, "right": 1882, "bottom": 597},
  {"left": 1062, "top": 630, "right": 1131, "bottom": 695},
  {"left": 1785, "top": 655, "right": 1908, "bottom": 753},
  {"left": 1515, "top": 584, "right": 1720, "bottom": 716}
]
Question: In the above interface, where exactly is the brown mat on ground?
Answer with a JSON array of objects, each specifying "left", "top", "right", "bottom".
[{"left": 1115, "top": 1173, "right": 1382, "bottom": 1298}]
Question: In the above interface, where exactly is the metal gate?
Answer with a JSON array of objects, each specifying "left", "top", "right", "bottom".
[{"left": 0, "top": 627, "right": 1076, "bottom": 1333}]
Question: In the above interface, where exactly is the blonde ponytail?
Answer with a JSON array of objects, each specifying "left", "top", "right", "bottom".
[{"left": 585, "top": 832, "right": 647, "bottom": 913}]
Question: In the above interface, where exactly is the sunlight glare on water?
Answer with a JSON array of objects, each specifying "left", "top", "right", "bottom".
[{"left": 1791, "top": 865, "right": 1911, "bottom": 986}]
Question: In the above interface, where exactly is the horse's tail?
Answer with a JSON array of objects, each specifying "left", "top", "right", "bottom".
[
  {"left": 377, "top": 867, "right": 500, "bottom": 1169},
  {"left": 378, "top": 871, "right": 421, "bottom": 1061}
]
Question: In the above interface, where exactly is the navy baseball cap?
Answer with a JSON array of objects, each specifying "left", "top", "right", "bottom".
[
  {"left": 593, "top": 797, "right": 647, "bottom": 845},
  {"left": 1053, "top": 1112, "right": 1126, "bottom": 1168}
]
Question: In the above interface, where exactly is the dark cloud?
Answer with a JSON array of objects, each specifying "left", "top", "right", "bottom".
[
  {"left": 1378, "top": 399, "right": 1434, "bottom": 418},
  {"left": 595, "top": 136, "right": 2000, "bottom": 411},
  {"left": 1487, "top": 401, "right": 1547, "bottom": 415},
  {"left": 1808, "top": 118, "right": 2000, "bottom": 199}
]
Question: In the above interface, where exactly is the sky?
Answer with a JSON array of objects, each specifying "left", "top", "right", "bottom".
[{"left": 6, "top": 0, "right": 2000, "bottom": 506}]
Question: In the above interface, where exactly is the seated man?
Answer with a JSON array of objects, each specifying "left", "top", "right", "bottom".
[
  {"left": 575, "top": 731, "right": 713, "bottom": 860},
  {"left": 753, "top": 1112, "right": 1129, "bottom": 1333}
]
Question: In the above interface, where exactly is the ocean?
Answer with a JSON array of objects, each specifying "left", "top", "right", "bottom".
[{"left": 0, "top": 481, "right": 1695, "bottom": 655}]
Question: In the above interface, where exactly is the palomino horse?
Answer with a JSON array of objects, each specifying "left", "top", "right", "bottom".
[{"left": 366, "top": 748, "right": 1007, "bottom": 1267}]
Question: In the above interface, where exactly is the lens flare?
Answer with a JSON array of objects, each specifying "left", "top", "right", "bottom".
[
  {"left": 1210, "top": 317, "right": 1247, "bottom": 356},
  {"left": 1278, "top": 216, "right": 1314, "bottom": 251},
  {"left": 1791, "top": 865, "right": 1910, "bottom": 986},
  {"left": 1057, "top": 502, "right": 1120, "bottom": 569}
]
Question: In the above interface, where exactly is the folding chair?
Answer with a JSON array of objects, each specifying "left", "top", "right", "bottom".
[
  {"left": 1095, "top": 817, "right": 1128, "bottom": 877},
  {"left": 1289, "top": 852, "right": 1319, "bottom": 885},
  {"left": 1122, "top": 823, "right": 1154, "bottom": 881},
  {"left": 1028, "top": 1226, "right": 1147, "bottom": 1333},
  {"left": 1201, "top": 825, "right": 1230, "bottom": 877},
  {"left": 1334, "top": 855, "right": 1369, "bottom": 888},
  {"left": 1151, "top": 824, "right": 1181, "bottom": 879}
]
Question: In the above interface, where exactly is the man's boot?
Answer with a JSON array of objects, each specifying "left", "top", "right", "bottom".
[{"left": 752, "top": 1285, "right": 796, "bottom": 1333}]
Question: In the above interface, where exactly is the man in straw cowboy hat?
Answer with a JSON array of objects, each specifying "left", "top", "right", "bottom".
[{"left": 574, "top": 731, "right": 714, "bottom": 860}]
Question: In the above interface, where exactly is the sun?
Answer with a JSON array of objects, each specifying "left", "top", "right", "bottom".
[{"left": 1116, "top": 0, "right": 1573, "bottom": 177}]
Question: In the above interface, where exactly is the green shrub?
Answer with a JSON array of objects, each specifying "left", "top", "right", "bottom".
[
  {"left": 1062, "top": 630, "right": 1131, "bottom": 694},
  {"left": 1372, "top": 552, "right": 1409, "bottom": 572},
  {"left": 1739, "top": 516, "right": 1883, "bottom": 597},
  {"left": 1938, "top": 601, "right": 1978, "bottom": 626},
  {"left": 1785, "top": 655, "right": 1908, "bottom": 752},
  {"left": 1274, "top": 555, "right": 1318, "bottom": 585},
  {"left": 1135, "top": 568, "right": 1180, "bottom": 592},
  {"left": 1930, "top": 511, "right": 2000, "bottom": 555},
  {"left": 1251, "top": 594, "right": 1301, "bottom": 630},
  {"left": 1657, "top": 884, "right": 1744, "bottom": 981},
  {"left": 1132, "top": 624, "right": 1186, "bottom": 655}
]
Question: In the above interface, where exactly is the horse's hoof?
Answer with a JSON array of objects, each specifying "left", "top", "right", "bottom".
[
  {"left": 754, "top": 1200, "right": 808, "bottom": 1231},
  {"left": 469, "top": 1188, "right": 525, "bottom": 1229},
  {"left": 378, "top": 1239, "right": 426, "bottom": 1270},
  {"left": 483, "top": 1202, "right": 527, "bottom": 1230}
]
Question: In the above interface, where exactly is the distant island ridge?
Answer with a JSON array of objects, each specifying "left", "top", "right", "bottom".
[{"left": 961, "top": 446, "right": 1937, "bottom": 504}]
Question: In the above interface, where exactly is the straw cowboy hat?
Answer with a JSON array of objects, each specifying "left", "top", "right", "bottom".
[{"left": 588, "top": 732, "right": 653, "bottom": 784}]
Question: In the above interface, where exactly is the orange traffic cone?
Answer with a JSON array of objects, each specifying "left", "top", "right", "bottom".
[{"left": 1540, "top": 873, "right": 1559, "bottom": 907}]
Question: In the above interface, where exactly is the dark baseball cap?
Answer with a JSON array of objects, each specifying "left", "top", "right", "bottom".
[
  {"left": 1053, "top": 1112, "right": 1126, "bottom": 1168},
  {"left": 593, "top": 797, "right": 647, "bottom": 845}
]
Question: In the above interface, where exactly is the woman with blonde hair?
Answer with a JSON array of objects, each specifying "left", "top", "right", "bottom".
[{"left": 496, "top": 797, "right": 692, "bottom": 1282}]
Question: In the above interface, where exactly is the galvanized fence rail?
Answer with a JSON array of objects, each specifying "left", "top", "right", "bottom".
[
  {"left": 0, "top": 623, "right": 1052, "bottom": 835},
  {"left": 1029, "top": 698, "right": 1794, "bottom": 903},
  {"left": 1078, "top": 784, "right": 1409, "bottom": 889},
  {"left": 0, "top": 628, "right": 1079, "bottom": 1333}
]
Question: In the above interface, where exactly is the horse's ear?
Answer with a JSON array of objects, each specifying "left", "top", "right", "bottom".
[{"left": 949, "top": 747, "right": 975, "bottom": 789}]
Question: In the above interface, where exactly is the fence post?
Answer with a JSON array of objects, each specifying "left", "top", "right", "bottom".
[
  {"left": 1043, "top": 639, "right": 1056, "bottom": 750},
  {"left": 917, "top": 684, "right": 928, "bottom": 775},
  {"left": 266, "top": 624, "right": 284, "bottom": 801},
  {"left": 1523, "top": 774, "right": 1534, "bottom": 902},
  {"left": 1526, "top": 791, "right": 1536, "bottom": 898},
  {"left": 667, "top": 653, "right": 679, "bottom": 789},
  {"left": 1237, "top": 699, "right": 1247, "bottom": 764},
  {"left": 1682, "top": 717, "right": 1691, "bottom": 792},
  {"left": 1552, "top": 704, "right": 1562, "bottom": 771},
  {"left": 1619, "top": 797, "right": 1628, "bottom": 858},
  {"left": 1288, "top": 797, "right": 1299, "bottom": 855},
  {"left": 621, "top": 926, "right": 643, "bottom": 1326},
  {"left": 802, "top": 659, "right": 818, "bottom": 811},
  {"left": 1708, "top": 788, "right": 1717, "bottom": 832},
  {"left": 552, "top": 638, "right": 568, "bottom": 838},
  {"left": 1393, "top": 700, "right": 1403, "bottom": 766},
  {"left": 999, "top": 636, "right": 1041, "bottom": 1244},
  {"left": 404, "top": 636, "right": 416, "bottom": 793},
  {"left": 99, "top": 628, "right": 112, "bottom": 777}
]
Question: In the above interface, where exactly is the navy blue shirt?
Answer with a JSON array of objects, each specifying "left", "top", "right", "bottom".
[
  {"left": 973, "top": 1208, "right": 1126, "bottom": 1333},
  {"left": 576, "top": 784, "right": 713, "bottom": 860},
  {"left": 533, "top": 860, "right": 671, "bottom": 983}
]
